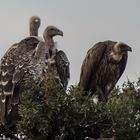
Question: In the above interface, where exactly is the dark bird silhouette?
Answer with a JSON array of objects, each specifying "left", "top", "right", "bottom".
[
  {"left": 0, "top": 16, "right": 41, "bottom": 125},
  {"left": 79, "top": 40, "right": 132, "bottom": 101}
]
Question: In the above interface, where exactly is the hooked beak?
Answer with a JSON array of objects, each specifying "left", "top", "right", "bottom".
[
  {"left": 57, "top": 30, "right": 63, "bottom": 36},
  {"left": 121, "top": 44, "right": 132, "bottom": 52},
  {"left": 125, "top": 45, "right": 132, "bottom": 52}
]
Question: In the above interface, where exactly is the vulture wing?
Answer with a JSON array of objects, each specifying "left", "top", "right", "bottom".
[
  {"left": 79, "top": 42, "right": 107, "bottom": 92},
  {"left": 54, "top": 50, "right": 70, "bottom": 90},
  {"left": 0, "top": 37, "right": 39, "bottom": 125},
  {"left": 27, "top": 41, "right": 49, "bottom": 83},
  {"left": 118, "top": 54, "right": 128, "bottom": 80}
]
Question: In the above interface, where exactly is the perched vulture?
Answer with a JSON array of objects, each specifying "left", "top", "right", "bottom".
[
  {"left": 0, "top": 16, "right": 41, "bottom": 125},
  {"left": 28, "top": 26, "right": 70, "bottom": 90},
  {"left": 43, "top": 26, "right": 70, "bottom": 90},
  {"left": 79, "top": 40, "right": 132, "bottom": 101},
  {"left": 0, "top": 25, "right": 69, "bottom": 126}
]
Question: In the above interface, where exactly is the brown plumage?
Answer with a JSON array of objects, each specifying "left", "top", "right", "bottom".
[
  {"left": 0, "top": 16, "right": 41, "bottom": 125},
  {"left": 42, "top": 26, "right": 70, "bottom": 90},
  {"left": 54, "top": 50, "right": 70, "bottom": 90},
  {"left": 27, "top": 26, "right": 64, "bottom": 83},
  {"left": 0, "top": 25, "right": 67, "bottom": 126},
  {"left": 0, "top": 37, "right": 40, "bottom": 125},
  {"left": 79, "top": 40, "right": 132, "bottom": 101}
]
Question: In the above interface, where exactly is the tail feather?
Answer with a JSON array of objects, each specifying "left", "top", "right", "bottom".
[
  {"left": 0, "top": 94, "right": 6, "bottom": 125},
  {"left": 5, "top": 96, "right": 12, "bottom": 116},
  {"left": 11, "top": 84, "right": 20, "bottom": 105},
  {"left": 11, "top": 93, "right": 20, "bottom": 105},
  {"left": 0, "top": 83, "right": 19, "bottom": 125}
]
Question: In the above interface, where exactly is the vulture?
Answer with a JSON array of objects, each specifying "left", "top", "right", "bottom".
[
  {"left": 79, "top": 40, "right": 132, "bottom": 101},
  {"left": 0, "top": 16, "right": 41, "bottom": 126},
  {"left": 28, "top": 26, "right": 70, "bottom": 90},
  {"left": 0, "top": 25, "right": 69, "bottom": 126},
  {"left": 44, "top": 26, "right": 70, "bottom": 90}
]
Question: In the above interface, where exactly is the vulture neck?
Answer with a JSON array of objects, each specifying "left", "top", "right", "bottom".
[
  {"left": 44, "top": 36, "right": 57, "bottom": 58},
  {"left": 45, "top": 36, "right": 54, "bottom": 48},
  {"left": 110, "top": 51, "right": 123, "bottom": 62},
  {"left": 30, "top": 27, "right": 38, "bottom": 36}
]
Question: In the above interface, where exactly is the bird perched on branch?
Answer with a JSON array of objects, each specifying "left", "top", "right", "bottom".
[
  {"left": 43, "top": 26, "right": 70, "bottom": 90},
  {"left": 28, "top": 26, "right": 70, "bottom": 89},
  {"left": 0, "top": 16, "right": 41, "bottom": 125},
  {"left": 0, "top": 24, "right": 70, "bottom": 126},
  {"left": 79, "top": 40, "right": 132, "bottom": 101}
]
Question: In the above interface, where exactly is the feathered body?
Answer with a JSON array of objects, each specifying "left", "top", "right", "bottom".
[
  {"left": 79, "top": 40, "right": 132, "bottom": 101},
  {"left": 0, "top": 24, "right": 70, "bottom": 126},
  {"left": 41, "top": 26, "right": 70, "bottom": 90},
  {"left": 0, "top": 16, "right": 41, "bottom": 125},
  {"left": 0, "top": 37, "right": 40, "bottom": 125}
]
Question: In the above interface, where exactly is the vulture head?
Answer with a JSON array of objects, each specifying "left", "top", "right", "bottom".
[
  {"left": 43, "top": 26, "right": 63, "bottom": 40},
  {"left": 29, "top": 16, "right": 41, "bottom": 36},
  {"left": 111, "top": 42, "right": 132, "bottom": 62}
]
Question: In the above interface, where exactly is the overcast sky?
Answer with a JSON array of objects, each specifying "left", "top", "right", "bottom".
[{"left": 0, "top": 0, "right": 139, "bottom": 86}]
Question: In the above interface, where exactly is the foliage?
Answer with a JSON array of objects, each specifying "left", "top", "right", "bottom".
[{"left": 0, "top": 77, "right": 140, "bottom": 140}]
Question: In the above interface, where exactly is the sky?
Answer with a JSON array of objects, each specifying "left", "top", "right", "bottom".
[{"left": 0, "top": 0, "right": 140, "bottom": 86}]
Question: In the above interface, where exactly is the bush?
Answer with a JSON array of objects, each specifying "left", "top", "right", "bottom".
[{"left": 0, "top": 77, "right": 140, "bottom": 140}]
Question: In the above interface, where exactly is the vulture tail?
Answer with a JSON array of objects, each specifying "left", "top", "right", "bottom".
[{"left": 0, "top": 94, "right": 6, "bottom": 125}]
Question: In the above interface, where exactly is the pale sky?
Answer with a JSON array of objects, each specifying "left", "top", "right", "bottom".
[{"left": 0, "top": 0, "right": 140, "bottom": 86}]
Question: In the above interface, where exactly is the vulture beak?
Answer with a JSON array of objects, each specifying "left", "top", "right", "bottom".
[
  {"left": 125, "top": 45, "right": 132, "bottom": 52},
  {"left": 57, "top": 30, "right": 63, "bottom": 36}
]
